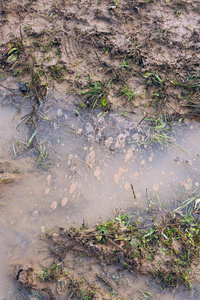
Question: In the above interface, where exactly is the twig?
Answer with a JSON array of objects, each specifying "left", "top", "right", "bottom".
[
  {"left": 130, "top": 184, "right": 136, "bottom": 199},
  {"left": 137, "top": 113, "right": 148, "bottom": 127},
  {"left": 0, "top": 83, "right": 23, "bottom": 98}
]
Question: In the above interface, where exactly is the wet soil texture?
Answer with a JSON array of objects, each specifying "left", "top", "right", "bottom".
[
  {"left": 0, "top": 0, "right": 200, "bottom": 299},
  {"left": 0, "top": 0, "right": 200, "bottom": 115}
]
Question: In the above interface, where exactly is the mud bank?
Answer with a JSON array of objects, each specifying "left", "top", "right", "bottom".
[{"left": 14, "top": 210, "right": 200, "bottom": 299}]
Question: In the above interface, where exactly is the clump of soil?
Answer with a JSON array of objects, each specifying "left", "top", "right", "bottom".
[
  {"left": 14, "top": 262, "right": 119, "bottom": 299},
  {"left": 0, "top": 160, "right": 21, "bottom": 194}
]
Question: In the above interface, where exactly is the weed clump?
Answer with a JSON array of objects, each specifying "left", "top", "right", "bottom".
[
  {"left": 77, "top": 79, "right": 111, "bottom": 110},
  {"left": 117, "top": 85, "right": 138, "bottom": 104},
  {"left": 39, "top": 262, "right": 65, "bottom": 282},
  {"left": 15, "top": 208, "right": 200, "bottom": 298},
  {"left": 48, "top": 211, "right": 200, "bottom": 290}
]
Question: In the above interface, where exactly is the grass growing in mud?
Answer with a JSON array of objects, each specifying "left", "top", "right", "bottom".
[
  {"left": 0, "top": 28, "right": 65, "bottom": 105},
  {"left": 127, "top": 114, "right": 190, "bottom": 155},
  {"left": 77, "top": 79, "right": 112, "bottom": 110},
  {"left": 11, "top": 134, "right": 52, "bottom": 169},
  {"left": 1, "top": 0, "right": 200, "bottom": 121},
  {"left": 117, "top": 85, "right": 138, "bottom": 104},
  {"left": 23, "top": 193, "right": 198, "bottom": 299},
  {"left": 66, "top": 212, "right": 200, "bottom": 290},
  {"left": 39, "top": 262, "right": 65, "bottom": 282},
  {"left": 137, "top": 115, "right": 176, "bottom": 147},
  {"left": 15, "top": 204, "right": 200, "bottom": 298}
]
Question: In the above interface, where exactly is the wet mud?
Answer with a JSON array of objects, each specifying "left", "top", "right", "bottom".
[
  {"left": 0, "top": 0, "right": 200, "bottom": 299},
  {"left": 0, "top": 0, "right": 200, "bottom": 115},
  {"left": 14, "top": 210, "right": 200, "bottom": 299}
]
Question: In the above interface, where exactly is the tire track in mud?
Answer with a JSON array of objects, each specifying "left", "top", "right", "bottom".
[{"left": 61, "top": 35, "right": 96, "bottom": 66}]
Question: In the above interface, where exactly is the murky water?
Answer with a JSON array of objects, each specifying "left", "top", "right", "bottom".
[{"left": 0, "top": 100, "right": 199, "bottom": 299}]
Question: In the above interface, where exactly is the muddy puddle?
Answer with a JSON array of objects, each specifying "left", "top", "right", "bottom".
[
  {"left": 0, "top": 0, "right": 200, "bottom": 298},
  {"left": 0, "top": 97, "right": 199, "bottom": 299}
]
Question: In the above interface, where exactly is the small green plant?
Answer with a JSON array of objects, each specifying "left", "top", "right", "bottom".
[
  {"left": 2, "top": 40, "right": 24, "bottom": 67},
  {"left": 78, "top": 79, "right": 111, "bottom": 109},
  {"left": 120, "top": 109, "right": 128, "bottom": 117},
  {"left": 43, "top": 43, "right": 50, "bottom": 52},
  {"left": 118, "top": 57, "right": 132, "bottom": 71},
  {"left": 137, "top": 286, "right": 152, "bottom": 300},
  {"left": 115, "top": 214, "right": 131, "bottom": 227},
  {"left": 117, "top": 85, "right": 138, "bottom": 103},
  {"left": 170, "top": 70, "right": 200, "bottom": 114},
  {"left": 49, "top": 64, "right": 65, "bottom": 81},
  {"left": 26, "top": 131, "right": 37, "bottom": 150},
  {"left": 37, "top": 142, "right": 51, "bottom": 168},
  {"left": 81, "top": 290, "right": 93, "bottom": 300},
  {"left": 174, "top": 8, "right": 181, "bottom": 16},
  {"left": 135, "top": 115, "right": 175, "bottom": 147},
  {"left": 155, "top": 193, "right": 169, "bottom": 213},
  {"left": 69, "top": 277, "right": 96, "bottom": 300},
  {"left": 13, "top": 68, "right": 22, "bottom": 75},
  {"left": 39, "top": 262, "right": 63, "bottom": 282},
  {"left": 135, "top": 115, "right": 190, "bottom": 154},
  {"left": 143, "top": 72, "right": 163, "bottom": 86},
  {"left": 12, "top": 131, "right": 37, "bottom": 157},
  {"left": 173, "top": 194, "right": 200, "bottom": 214},
  {"left": 109, "top": 289, "right": 115, "bottom": 297}
]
